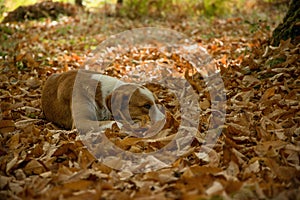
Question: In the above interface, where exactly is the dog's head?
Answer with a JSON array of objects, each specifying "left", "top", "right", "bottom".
[{"left": 105, "top": 84, "right": 165, "bottom": 127}]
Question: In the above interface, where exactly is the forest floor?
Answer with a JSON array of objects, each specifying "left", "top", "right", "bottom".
[{"left": 0, "top": 2, "right": 299, "bottom": 200}]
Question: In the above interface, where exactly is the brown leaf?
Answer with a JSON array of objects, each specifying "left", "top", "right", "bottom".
[
  {"left": 7, "top": 132, "right": 20, "bottom": 149},
  {"left": 24, "top": 159, "right": 46, "bottom": 175},
  {"left": 0, "top": 175, "right": 12, "bottom": 189},
  {"left": 26, "top": 77, "right": 41, "bottom": 89},
  {"left": 255, "top": 140, "right": 287, "bottom": 157},
  {"left": 260, "top": 87, "right": 276, "bottom": 101},
  {"left": 77, "top": 149, "right": 95, "bottom": 169},
  {"left": 0, "top": 120, "right": 15, "bottom": 134},
  {"left": 264, "top": 158, "right": 299, "bottom": 181},
  {"left": 63, "top": 180, "right": 93, "bottom": 191}
]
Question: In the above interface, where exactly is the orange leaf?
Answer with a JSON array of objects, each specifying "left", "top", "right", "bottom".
[{"left": 261, "top": 87, "right": 276, "bottom": 101}]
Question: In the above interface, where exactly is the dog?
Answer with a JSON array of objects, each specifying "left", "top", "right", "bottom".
[{"left": 41, "top": 70, "right": 165, "bottom": 133}]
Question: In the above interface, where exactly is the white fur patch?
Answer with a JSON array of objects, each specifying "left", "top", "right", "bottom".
[
  {"left": 91, "top": 74, "right": 164, "bottom": 122},
  {"left": 138, "top": 87, "right": 156, "bottom": 102},
  {"left": 91, "top": 74, "right": 124, "bottom": 105},
  {"left": 90, "top": 74, "right": 102, "bottom": 81},
  {"left": 150, "top": 104, "right": 165, "bottom": 122}
]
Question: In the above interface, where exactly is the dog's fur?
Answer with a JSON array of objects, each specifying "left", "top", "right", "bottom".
[{"left": 41, "top": 70, "right": 163, "bottom": 132}]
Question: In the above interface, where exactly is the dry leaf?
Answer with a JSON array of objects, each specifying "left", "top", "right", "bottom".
[{"left": 24, "top": 159, "right": 46, "bottom": 175}]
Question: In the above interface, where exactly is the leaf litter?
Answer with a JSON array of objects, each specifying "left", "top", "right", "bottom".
[{"left": 0, "top": 2, "right": 299, "bottom": 200}]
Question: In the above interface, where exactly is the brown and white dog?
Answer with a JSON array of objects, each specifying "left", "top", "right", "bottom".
[{"left": 41, "top": 70, "right": 164, "bottom": 133}]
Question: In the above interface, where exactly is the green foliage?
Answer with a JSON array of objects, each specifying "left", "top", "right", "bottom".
[
  {"left": 4, "top": 0, "right": 38, "bottom": 12},
  {"left": 1, "top": 0, "right": 37, "bottom": 22},
  {"left": 118, "top": 0, "right": 172, "bottom": 18},
  {"left": 118, "top": 0, "right": 244, "bottom": 18},
  {"left": 27, "top": 113, "right": 36, "bottom": 118},
  {"left": 203, "top": 0, "right": 245, "bottom": 17},
  {"left": 75, "top": 0, "right": 109, "bottom": 8},
  {"left": 56, "top": 25, "right": 72, "bottom": 35},
  {"left": 204, "top": 0, "right": 226, "bottom": 16},
  {"left": 172, "top": 0, "right": 206, "bottom": 17},
  {"left": 1, "top": 0, "right": 272, "bottom": 21},
  {"left": 267, "top": 57, "right": 286, "bottom": 67},
  {"left": 0, "top": 0, "right": 6, "bottom": 21},
  {"left": 0, "top": 25, "right": 13, "bottom": 34},
  {"left": 262, "top": 0, "right": 279, "bottom": 2},
  {"left": 245, "top": 19, "right": 271, "bottom": 34},
  {"left": 16, "top": 61, "right": 26, "bottom": 71}
]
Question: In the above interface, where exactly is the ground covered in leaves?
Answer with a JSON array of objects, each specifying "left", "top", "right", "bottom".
[{"left": 0, "top": 2, "right": 299, "bottom": 200}]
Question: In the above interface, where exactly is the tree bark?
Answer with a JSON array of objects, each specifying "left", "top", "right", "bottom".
[
  {"left": 75, "top": 0, "right": 83, "bottom": 7},
  {"left": 271, "top": 0, "right": 300, "bottom": 46}
]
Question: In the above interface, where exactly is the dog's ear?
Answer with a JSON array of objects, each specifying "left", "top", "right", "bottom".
[{"left": 105, "top": 94, "right": 112, "bottom": 112}]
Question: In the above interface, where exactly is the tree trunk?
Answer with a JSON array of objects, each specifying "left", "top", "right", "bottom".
[
  {"left": 116, "top": 0, "right": 123, "bottom": 16},
  {"left": 75, "top": 0, "right": 83, "bottom": 7},
  {"left": 271, "top": 0, "right": 300, "bottom": 46}
]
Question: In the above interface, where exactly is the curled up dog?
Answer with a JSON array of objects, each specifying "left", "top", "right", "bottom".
[{"left": 41, "top": 70, "right": 165, "bottom": 134}]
